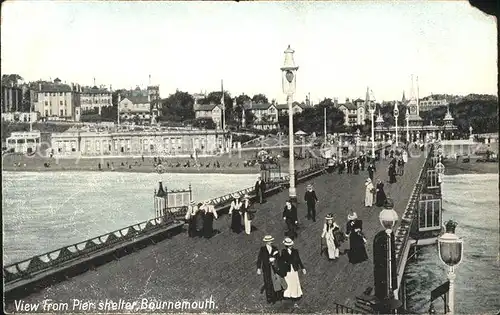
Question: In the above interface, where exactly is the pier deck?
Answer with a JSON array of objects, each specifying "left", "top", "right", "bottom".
[{"left": 8, "top": 151, "right": 425, "bottom": 313}]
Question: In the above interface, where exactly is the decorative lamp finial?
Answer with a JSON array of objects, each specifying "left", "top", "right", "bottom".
[{"left": 445, "top": 220, "right": 458, "bottom": 234}]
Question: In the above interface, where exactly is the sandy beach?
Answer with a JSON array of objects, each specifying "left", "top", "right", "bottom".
[{"left": 1, "top": 153, "right": 320, "bottom": 175}]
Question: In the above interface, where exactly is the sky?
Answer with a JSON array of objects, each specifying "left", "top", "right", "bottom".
[{"left": 1, "top": 1, "right": 497, "bottom": 103}]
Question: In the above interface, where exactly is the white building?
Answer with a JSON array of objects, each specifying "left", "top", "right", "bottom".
[
  {"left": 35, "top": 78, "right": 81, "bottom": 121},
  {"left": 118, "top": 95, "right": 151, "bottom": 123},
  {"left": 194, "top": 104, "right": 223, "bottom": 129},
  {"left": 80, "top": 85, "right": 112, "bottom": 114},
  {"left": 419, "top": 96, "right": 449, "bottom": 112},
  {"left": 50, "top": 129, "right": 230, "bottom": 156},
  {"left": 6, "top": 131, "right": 41, "bottom": 153}
]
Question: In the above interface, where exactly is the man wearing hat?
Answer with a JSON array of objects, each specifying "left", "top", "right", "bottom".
[
  {"left": 304, "top": 184, "right": 319, "bottom": 222},
  {"left": 254, "top": 176, "right": 266, "bottom": 204},
  {"left": 241, "top": 194, "right": 254, "bottom": 235},
  {"left": 367, "top": 161, "right": 376, "bottom": 181},
  {"left": 283, "top": 200, "right": 298, "bottom": 239},
  {"left": 185, "top": 200, "right": 199, "bottom": 237},
  {"left": 257, "top": 235, "right": 284, "bottom": 304},
  {"left": 281, "top": 237, "right": 305, "bottom": 306}
]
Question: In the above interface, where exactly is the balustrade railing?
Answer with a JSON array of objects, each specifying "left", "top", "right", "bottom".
[{"left": 395, "top": 144, "right": 435, "bottom": 271}]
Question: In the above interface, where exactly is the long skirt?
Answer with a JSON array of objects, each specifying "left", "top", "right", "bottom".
[
  {"left": 283, "top": 266, "right": 303, "bottom": 299},
  {"left": 325, "top": 233, "right": 339, "bottom": 259},
  {"left": 230, "top": 211, "right": 242, "bottom": 233},
  {"left": 376, "top": 190, "right": 387, "bottom": 207},
  {"left": 203, "top": 213, "right": 214, "bottom": 238},
  {"left": 349, "top": 234, "right": 368, "bottom": 264},
  {"left": 365, "top": 190, "right": 374, "bottom": 207},
  {"left": 244, "top": 213, "right": 252, "bottom": 235}
]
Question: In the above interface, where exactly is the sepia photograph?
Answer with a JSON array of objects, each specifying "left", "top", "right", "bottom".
[{"left": 1, "top": 0, "right": 498, "bottom": 314}]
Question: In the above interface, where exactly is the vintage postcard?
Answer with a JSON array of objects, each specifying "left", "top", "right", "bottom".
[{"left": 2, "top": 1, "right": 498, "bottom": 314}]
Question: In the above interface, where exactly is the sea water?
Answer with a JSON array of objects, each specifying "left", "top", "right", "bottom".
[
  {"left": 2, "top": 171, "right": 256, "bottom": 265},
  {"left": 404, "top": 173, "right": 499, "bottom": 314}
]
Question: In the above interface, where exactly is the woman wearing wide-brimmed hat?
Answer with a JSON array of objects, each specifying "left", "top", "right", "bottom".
[
  {"left": 321, "top": 214, "right": 343, "bottom": 260},
  {"left": 346, "top": 211, "right": 368, "bottom": 264},
  {"left": 280, "top": 238, "right": 305, "bottom": 306},
  {"left": 185, "top": 200, "right": 199, "bottom": 237},
  {"left": 256, "top": 235, "right": 285, "bottom": 304},
  {"left": 229, "top": 193, "right": 243, "bottom": 234},
  {"left": 241, "top": 194, "right": 254, "bottom": 235},
  {"left": 365, "top": 178, "right": 375, "bottom": 207},
  {"left": 201, "top": 200, "right": 218, "bottom": 239}
]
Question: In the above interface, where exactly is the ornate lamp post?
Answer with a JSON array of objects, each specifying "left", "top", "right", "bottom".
[
  {"left": 377, "top": 199, "right": 402, "bottom": 313},
  {"left": 438, "top": 220, "right": 463, "bottom": 314},
  {"left": 406, "top": 107, "right": 410, "bottom": 143},
  {"left": 394, "top": 101, "right": 399, "bottom": 147},
  {"left": 369, "top": 103, "right": 376, "bottom": 159},
  {"left": 435, "top": 161, "right": 445, "bottom": 184},
  {"left": 281, "top": 45, "right": 299, "bottom": 201}
]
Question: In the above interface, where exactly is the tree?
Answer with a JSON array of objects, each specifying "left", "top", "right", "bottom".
[
  {"left": 252, "top": 93, "right": 268, "bottom": 104},
  {"left": 101, "top": 106, "right": 117, "bottom": 122},
  {"left": 160, "top": 90, "right": 195, "bottom": 122},
  {"left": 235, "top": 94, "right": 251, "bottom": 106},
  {"left": 192, "top": 117, "right": 216, "bottom": 129},
  {"left": 2, "top": 74, "right": 23, "bottom": 86}
]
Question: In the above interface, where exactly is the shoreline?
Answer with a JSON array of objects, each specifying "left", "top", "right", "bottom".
[
  {"left": 1, "top": 167, "right": 264, "bottom": 175},
  {"left": 443, "top": 158, "right": 499, "bottom": 176}
]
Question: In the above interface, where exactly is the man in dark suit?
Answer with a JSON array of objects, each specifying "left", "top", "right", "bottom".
[
  {"left": 283, "top": 200, "right": 298, "bottom": 239},
  {"left": 304, "top": 184, "right": 318, "bottom": 222},
  {"left": 367, "top": 162, "right": 376, "bottom": 181},
  {"left": 254, "top": 176, "right": 266, "bottom": 204},
  {"left": 257, "top": 235, "right": 283, "bottom": 304}
]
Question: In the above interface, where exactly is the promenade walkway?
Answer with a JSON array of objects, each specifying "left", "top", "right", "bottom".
[{"left": 9, "top": 149, "right": 425, "bottom": 313}]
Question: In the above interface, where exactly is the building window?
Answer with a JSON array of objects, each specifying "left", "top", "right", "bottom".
[
  {"left": 60, "top": 110, "right": 64, "bottom": 116},
  {"left": 45, "top": 101, "right": 48, "bottom": 106},
  {"left": 60, "top": 101, "right": 63, "bottom": 105}
]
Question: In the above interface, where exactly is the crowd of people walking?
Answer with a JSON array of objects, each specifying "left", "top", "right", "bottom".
[{"left": 182, "top": 145, "right": 410, "bottom": 308}]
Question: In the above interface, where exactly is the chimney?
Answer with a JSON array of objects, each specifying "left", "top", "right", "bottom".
[{"left": 39, "top": 83, "right": 42, "bottom": 91}]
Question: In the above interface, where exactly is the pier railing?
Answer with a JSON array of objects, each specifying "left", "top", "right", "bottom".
[
  {"left": 4, "top": 215, "right": 183, "bottom": 286},
  {"left": 394, "top": 144, "right": 435, "bottom": 271}
]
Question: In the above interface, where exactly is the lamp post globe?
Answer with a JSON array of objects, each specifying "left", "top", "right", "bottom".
[
  {"left": 280, "top": 45, "right": 299, "bottom": 202},
  {"left": 379, "top": 199, "right": 399, "bottom": 234},
  {"left": 437, "top": 220, "right": 463, "bottom": 315}
]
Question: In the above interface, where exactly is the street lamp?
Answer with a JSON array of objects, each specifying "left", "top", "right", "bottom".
[
  {"left": 377, "top": 198, "right": 402, "bottom": 313},
  {"left": 406, "top": 107, "right": 410, "bottom": 144},
  {"left": 281, "top": 45, "right": 299, "bottom": 201},
  {"left": 394, "top": 101, "right": 399, "bottom": 147},
  {"left": 438, "top": 220, "right": 463, "bottom": 314},
  {"left": 435, "top": 161, "right": 445, "bottom": 184}
]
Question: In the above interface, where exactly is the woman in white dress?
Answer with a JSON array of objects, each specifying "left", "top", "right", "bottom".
[
  {"left": 280, "top": 238, "right": 306, "bottom": 307},
  {"left": 364, "top": 178, "right": 374, "bottom": 207},
  {"left": 321, "top": 214, "right": 341, "bottom": 260},
  {"left": 241, "top": 194, "right": 253, "bottom": 235},
  {"left": 228, "top": 194, "right": 243, "bottom": 233}
]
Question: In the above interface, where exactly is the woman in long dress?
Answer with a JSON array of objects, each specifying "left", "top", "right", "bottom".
[
  {"left": 185, "top": 200, "right": 198, "bottom": 237},
  {"left": 365, "top": 178, "right": 374, "bottom": 207},
  {"left": 228, "top": 194, "right": 243, "bottom": 233},
  {"left": 201, "top": 200, "right": 218, "bottom": 239},
  {"left": 388, "top": 163, "right": 397, "bottom": 183},
  {"left": 194, "top": 202, "right": 204, "bottom": 237},
  {"left": 346, "top": 212, "right": 368, "bottom": 264},
  {"left": 280, "top": 238, "right": 306, "bottom": 307},
  {"left": 375, "top": 179, "right": 387, "bottom": 207},
  {"left": 241, "top": 194, "right": 253, "bottom": 235},
  {"left": 321, "top": 214, "right": 342, "bottom": 260}
]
